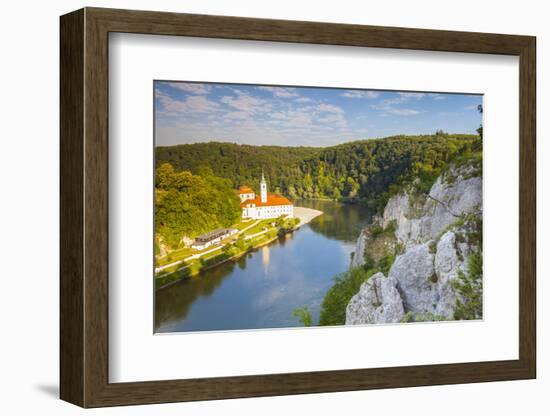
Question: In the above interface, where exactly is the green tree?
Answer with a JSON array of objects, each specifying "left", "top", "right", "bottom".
[
  {"left": 320, "top": 267, "right": 373, "bottom": 326},
  {"left": 452, "top": 252, "right": 483, "bottom": 320},
  {"left": 476, "top": 104, "right": 483, "bottom": 139},
  {"left": 234, "top": 234, "right": 248, "bottom": 251},
  {"left": 155, "top": 163, "right": 241, "bottom": 248},
  {"left": 293, "top": 306, "right": 313, "bottom": 326}
]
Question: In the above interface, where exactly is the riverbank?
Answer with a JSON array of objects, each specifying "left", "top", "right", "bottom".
[
  {"left": 155, "top": 207, "right": 324, "bottom": 290},
  {"left": 294, "top": 206, "right": 323, "bottom": 227}
]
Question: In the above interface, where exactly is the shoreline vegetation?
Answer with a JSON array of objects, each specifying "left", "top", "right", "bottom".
[{"left": 155, "top": 206, "right": 323, "bottom": 290}]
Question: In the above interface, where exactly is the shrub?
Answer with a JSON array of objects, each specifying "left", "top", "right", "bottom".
[
  {"left": 395, "top": 242, "right": 406, "bottom": 255},
  {"left": 400, "top": 312, "right": 415, "bottom": 323},
  {"left": 379, "top": 253, "right": 396, "bottom": 275},
  {"left": 452, "top": 252, "right": 483, "bottom": 320},
  {"left": 319, "top": 267, "right": 375, "bottom": 326},
  {"left": 384, "top": 219, "right": 397, "bottom": 234},
  {"left": 293, "top": 306, "right": 313, "bottom": 327},
  {"left": 370, "top": 224, "right": 384, "bottom": 238}
]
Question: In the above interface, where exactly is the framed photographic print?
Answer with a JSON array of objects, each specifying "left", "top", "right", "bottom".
[{"left": 60, "top": 7, "right": 536, "bottom": 408}]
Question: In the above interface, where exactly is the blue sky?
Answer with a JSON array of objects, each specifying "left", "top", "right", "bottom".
[{"left": 155, "top": 81, "right": 482, "bottom": 147}]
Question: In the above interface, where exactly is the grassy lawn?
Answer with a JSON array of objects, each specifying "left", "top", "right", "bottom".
[
  {"left": 156, "top": 219, "right": 266, "bottom": 267},
  {"left": 241, "top": 219, "right": 275, "bottom": 237},
  {"left": 232, "top": 219, "right": 255, "bottom": 231},
  {"left": 157, "top": 247, "right": 195, "bottom": 266}
]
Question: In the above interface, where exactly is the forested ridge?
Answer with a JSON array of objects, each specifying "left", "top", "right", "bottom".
[{"left": 156, "top": 133, "right": 481, "bottom": 213}]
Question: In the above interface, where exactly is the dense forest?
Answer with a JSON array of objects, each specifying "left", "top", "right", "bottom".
[
  {"left": 155, "top": 163, "right": 241, "bottom": 248},
  {"left": 156, "top": 133, "right": 481, "bottom": 213}
]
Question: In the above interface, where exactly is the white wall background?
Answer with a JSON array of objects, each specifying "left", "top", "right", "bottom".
[{"left": 0, "top": 0, "right": 545, "bottom": 414}]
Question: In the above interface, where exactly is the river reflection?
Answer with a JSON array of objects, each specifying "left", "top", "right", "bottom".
[{"left": 155, "top": 200, "right": 371, "bottom": 333}]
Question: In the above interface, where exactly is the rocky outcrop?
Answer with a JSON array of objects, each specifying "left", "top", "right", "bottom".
[
  {"left": 388, "top": 243, "right": 435, "bottom": 314},
  {"left": 346, "top": 273, "right": 404, "bottom": 324},
  {"left": 350, "top": 230, "right": 368, "bottom": 268},
  {"left": 345, "top": 164, "right": 481, "bottom": 325},
  {"left": 382, "top": 166, "right": 481, "bottom": 246},
  {"left": 433, "top": 231, "right": 470, "bottom": 315}
]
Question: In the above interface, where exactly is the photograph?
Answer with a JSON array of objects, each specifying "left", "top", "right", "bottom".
[{"left": 153, "top": 81, "right": 483, "bottom": 333}]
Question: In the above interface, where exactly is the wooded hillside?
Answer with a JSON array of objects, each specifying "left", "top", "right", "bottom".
[{"left": 156, "top": 134, "right": 481, "bottom": 213}]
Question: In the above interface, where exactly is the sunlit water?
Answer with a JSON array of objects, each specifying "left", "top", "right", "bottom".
[{"left": 155, "top": 200, "right": 371, "bottom": 333}]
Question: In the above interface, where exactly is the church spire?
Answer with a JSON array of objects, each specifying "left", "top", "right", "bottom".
[{"left": 260, "top": 169, "right": 268, "bottom": 203}]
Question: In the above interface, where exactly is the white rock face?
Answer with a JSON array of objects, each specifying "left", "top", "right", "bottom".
[
  {"left": 386, "top": 231, "right": 470, "bottom": 318},
  {"left": 382, "top": 166, "right": 482, "bottom": 246},
  {"left": 350, "top": 230, "right": 368, "bottom": 268},
  {"left": 345, "top": 165, "right": 481, "bottom": 324},
  {"left": 346, "top": 273, "right": 404, "bottom": 325},
  {"left": 433, "top": 231, "right": 469, "bottom": 316},
  {"left": 388, "top": 243, "right": 436, "bottom": 314}
]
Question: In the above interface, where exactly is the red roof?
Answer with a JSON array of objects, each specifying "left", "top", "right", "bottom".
[
  {"left": 238, "top": 186, "right": 254, "bottom": 194},
  {"left": 240, "top": 193, "right": 292, "bottom": 207}
]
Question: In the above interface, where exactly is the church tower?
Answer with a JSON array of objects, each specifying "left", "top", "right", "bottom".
[{"left": 260, "top": 171, "right": 268, "bottom": 203}]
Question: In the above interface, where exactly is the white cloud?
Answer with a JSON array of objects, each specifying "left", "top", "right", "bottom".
[
  {"left": 371, "top": 96, "right": 407, "bottom": 109},
  {"left": 397, "top": 92, "right": 426, "bottom": 100},
  {"left": 270, "top": 112, "right": 287, "bottom": 120},
  {"left": 156, "top": 90, "right": 220, "bottom": 113},
  {"left": 317, "top": 103, "right": 344, "bottom": 114},
  {"left": 318, "top": 114, "right": 347, "bottom": 128},
  {"left": 316, "top": 104, "right": 347, "bottom": 127},
  {"left": 370, "top": 93, "right": 424, "bottom": 116},
  {"left": 155, "top": 87, "right": 166, "bottom": 97},
  {"left": 341, "top": 90, "right": 379, "bottom": 99},
  {"left": 186, "top": 95, "right": 220, "bottom": 112},
  {"left": 221, "top": 91, "right": 268, "bottom": 113},
  {"left": 224, "top": 111, "right": 250, "bottom": 120},
  {"left": 287, "top": 113, "right": 313, "bottom": 128},
  {"left": 256, "top": 86, "right": 298, "bottom": 98},
  {"left": 165, "top": 82, "right": 211, "bottom": 95},
  {"left": 387, "top": 108, "right": 420, "bottom": 116},
  {"left": 295, "top": 97, "right": 312, "bottom": 103}
]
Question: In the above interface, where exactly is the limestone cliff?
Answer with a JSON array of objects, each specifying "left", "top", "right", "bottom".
[{"left": 347, "top": 164, "right": 482, "bottom": 324}]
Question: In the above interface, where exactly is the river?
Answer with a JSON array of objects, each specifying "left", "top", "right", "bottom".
[{"left": 155, "top": 200, "right": 371, "bottom": 333}]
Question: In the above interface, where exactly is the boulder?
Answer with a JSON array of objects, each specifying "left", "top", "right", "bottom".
[
  {"left": 388, "top": 243, "right": 436, "bottom": 315},
  {"left": 345, "top": 272, "right": 404, "bottom": 325},
  {"left": 432, "top": 230, "right": 469, "bottom": 317}
]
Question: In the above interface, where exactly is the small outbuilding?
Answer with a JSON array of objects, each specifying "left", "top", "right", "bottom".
[{"left": 191, "top": 228, "right": 238, "bottom": 250}]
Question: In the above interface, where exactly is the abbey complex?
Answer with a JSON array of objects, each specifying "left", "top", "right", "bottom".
[{"left": 238, "top": 173, "right": 294, "bottom": 220}]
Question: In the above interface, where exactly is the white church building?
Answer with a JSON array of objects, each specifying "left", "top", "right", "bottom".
[{"left": 238, "top": 173, "right": 294, "bottom": 220}]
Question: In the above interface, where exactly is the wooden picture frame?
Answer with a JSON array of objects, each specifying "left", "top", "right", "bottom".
[{"left": 60, "top": 7, "right": 536, "bottom": 408}]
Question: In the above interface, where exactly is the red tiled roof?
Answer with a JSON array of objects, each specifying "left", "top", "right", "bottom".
[
  {"left": 238, "top": 186, "right": 254, "bottom": 194},
  {"left": 240, "top": 193, "right": 292, "bottom": 208}
]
